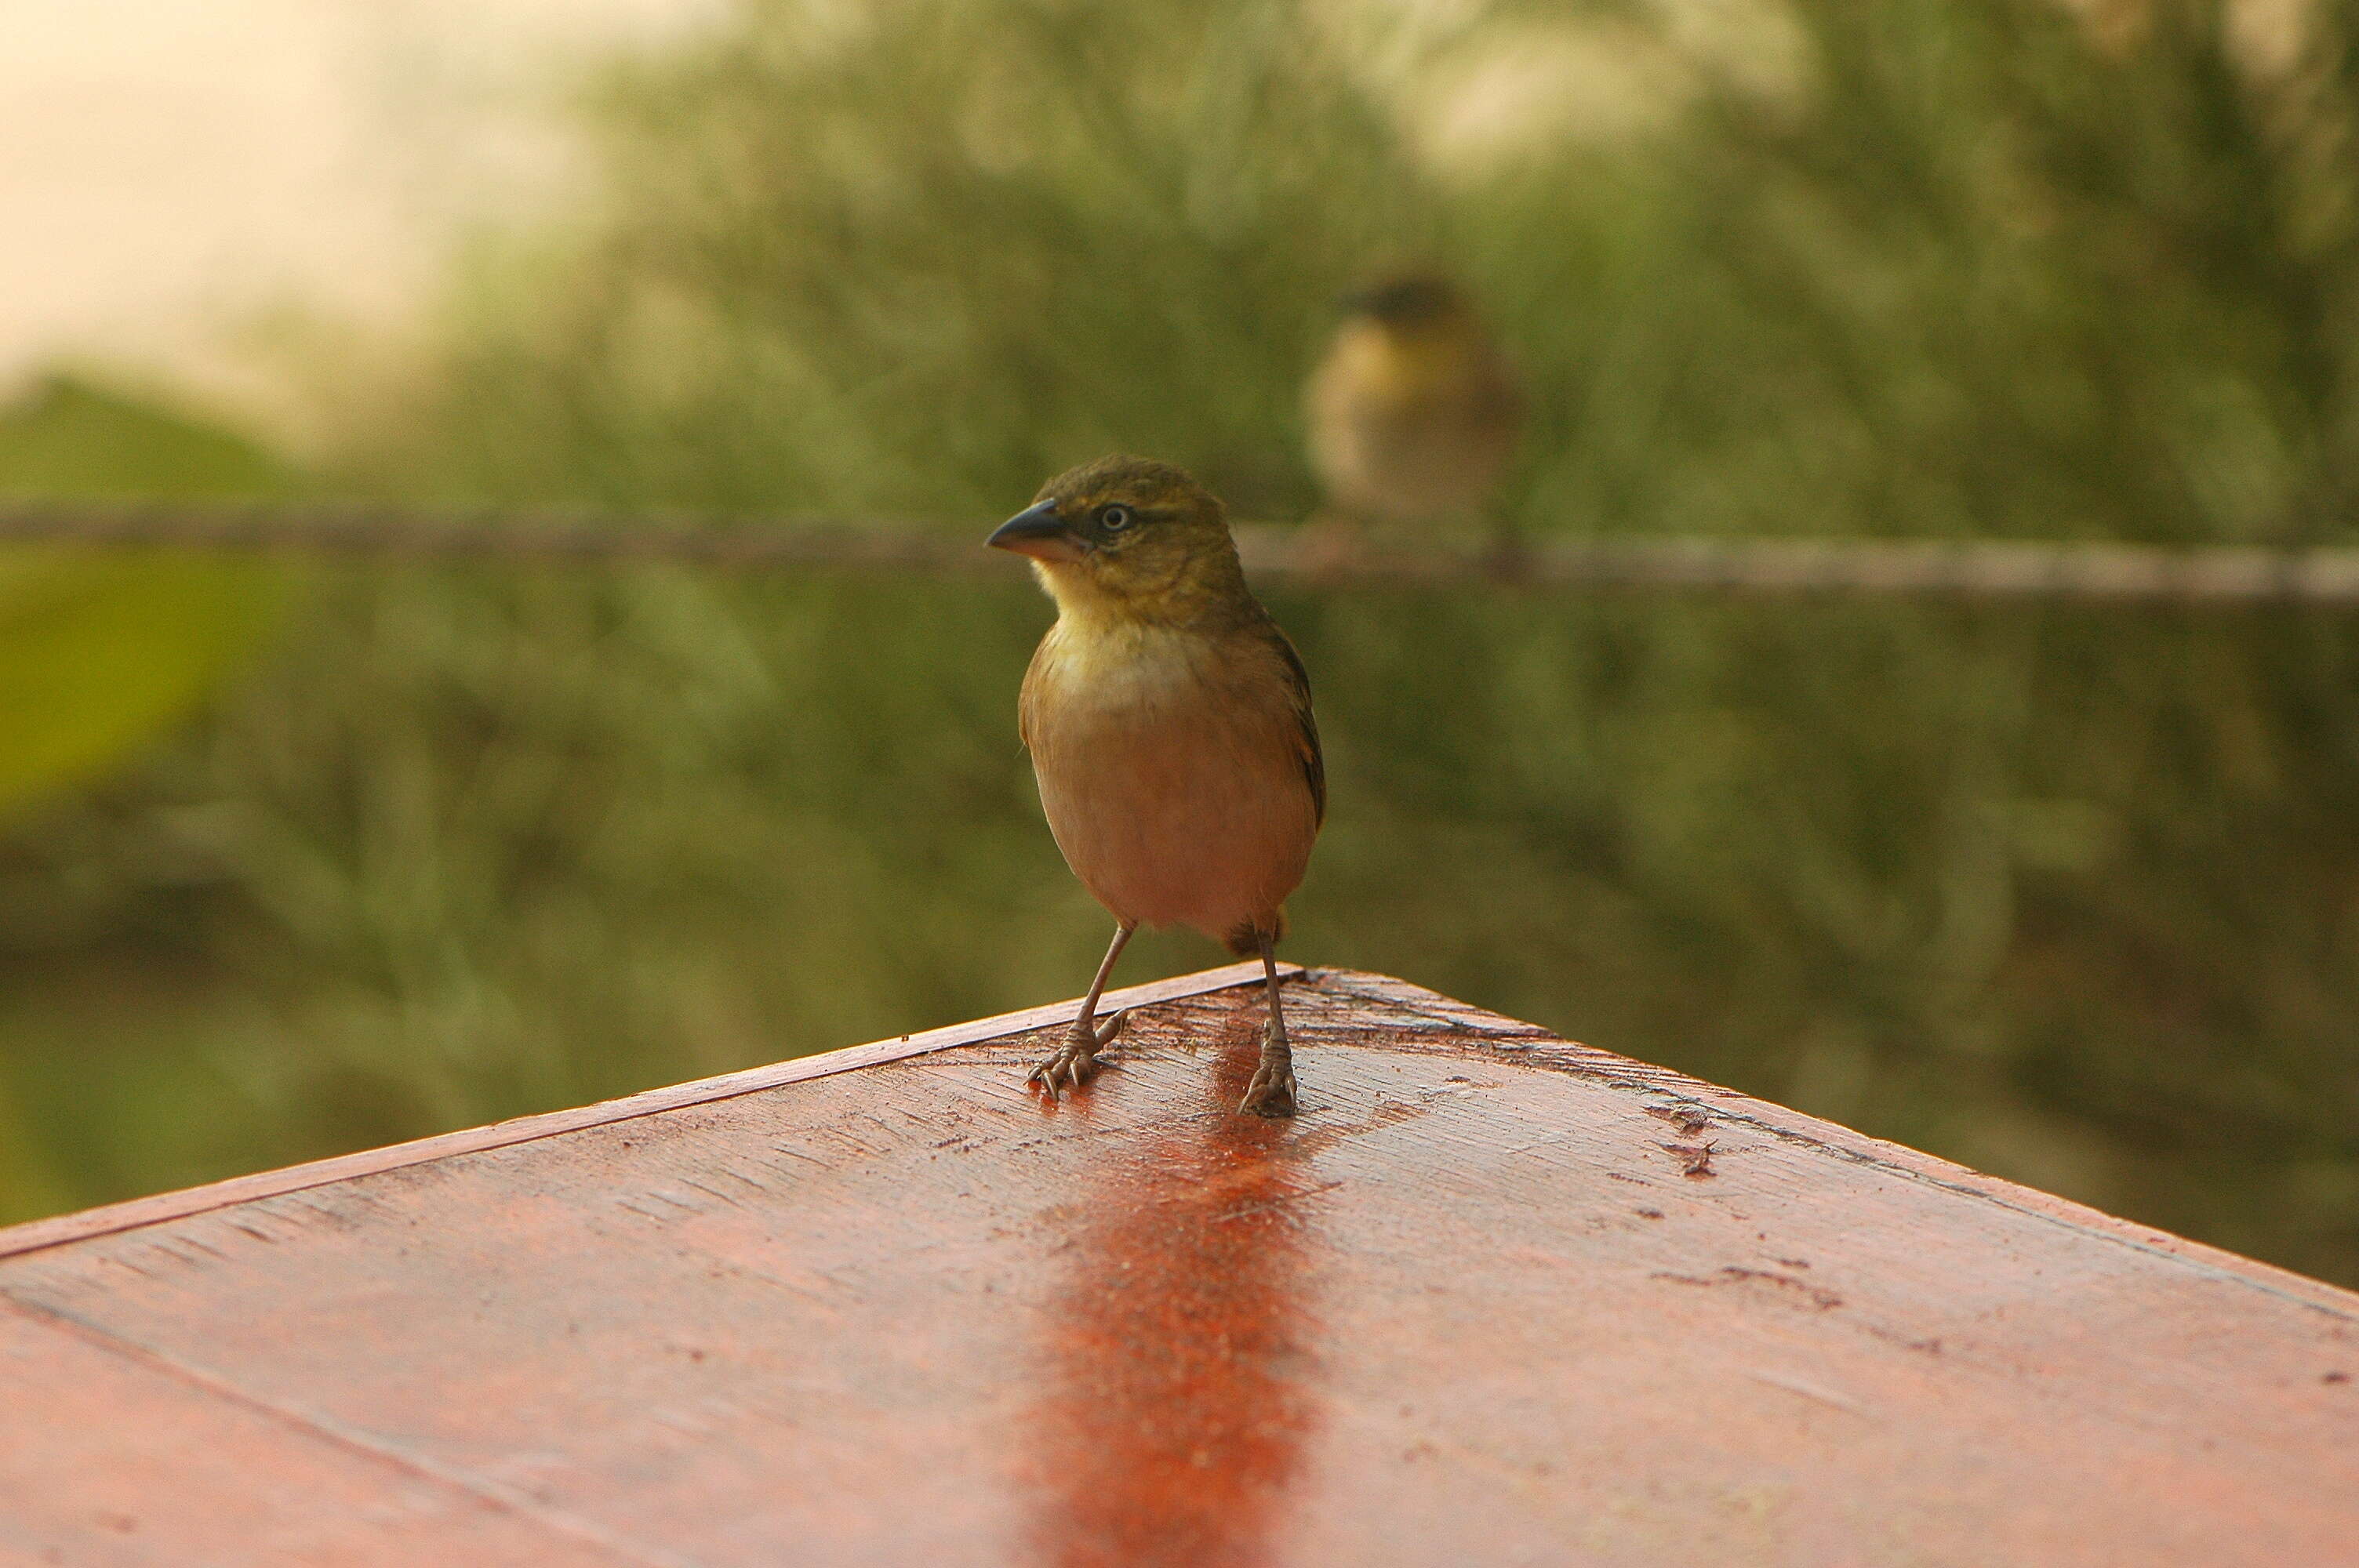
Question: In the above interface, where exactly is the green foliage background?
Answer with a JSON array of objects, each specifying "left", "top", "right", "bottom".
[
  {"left": 0, "top": 379, "right": 285, "bottom": 1212},
  {"left": 0, "top": 379, "right": 286, "bottom": 820},
  {"left": 5, "top": 0, "right": 2359, "bottom": 1283}
]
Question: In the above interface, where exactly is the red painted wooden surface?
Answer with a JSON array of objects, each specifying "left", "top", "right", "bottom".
[{"left": 3, "top": 964, "right": 2354, "bottom": 1566}]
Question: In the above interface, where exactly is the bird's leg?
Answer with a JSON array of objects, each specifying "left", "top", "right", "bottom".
[
  {"left": 1238, "top": 932, "right": 1299, "bottom": 1117},
  {"left": 1029, "top": 921, "right": 1136, "bottom": 1097}
]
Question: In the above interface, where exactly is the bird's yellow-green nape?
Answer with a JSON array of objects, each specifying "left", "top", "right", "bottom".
[
  {"left": 1341, "top": 273, "right": 1478, "bottom": 337},
  {"left": 986, "top": 455, "right": 1249, "bottom": 626},
  {"left": 1329, "top": 274, "right": 1495, "bottom": 394}
]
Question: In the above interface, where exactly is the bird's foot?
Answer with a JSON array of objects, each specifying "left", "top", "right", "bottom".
[
  {"left": 1237, "top": 1025, "right": 1298, "bottom": 1118},
  {"left": 1027, "top": 1009, "right": 1129, "bottom": 1098}
]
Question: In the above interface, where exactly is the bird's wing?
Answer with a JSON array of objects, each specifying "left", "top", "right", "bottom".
[
  {"left": 1264, "top": 624, "right": 1326, "bottom": 828},
  {"left": 1016, "top": 633, "right": 1052, "bottom": 754}
]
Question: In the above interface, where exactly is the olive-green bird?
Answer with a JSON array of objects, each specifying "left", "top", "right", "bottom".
[
  {"left": 988, "top": 456, "right": 1325, "bottom": 1118},
  {"left": 1306, "top": 273, "right": 1523, "bottom": 543}
]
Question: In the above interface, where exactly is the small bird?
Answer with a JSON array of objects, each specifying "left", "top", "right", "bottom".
[
  {"left": 1304, "top": 273, "right": 1523, "bottom": 547},
  {"left": 988, "top": 456, "right": 1325, "bottom": 1117}
]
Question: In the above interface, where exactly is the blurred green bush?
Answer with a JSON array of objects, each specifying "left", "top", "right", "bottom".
[
  {"left": 5, "top": 0, "right": 2357, "bottom": 1284},
  {"left": 0, "top": 376, "right": 285, "bottom": 1214},
  {"left": 0, "top": 378, "right": 285, "bottom": 818}
]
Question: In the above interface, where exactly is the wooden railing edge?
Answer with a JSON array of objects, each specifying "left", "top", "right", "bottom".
[
  {"left": 1306, "top": 970, "right": 2359, "bottom": 1319},
  {"left": 0, "top": 960, "right": 1298, "bottom": 1263},
  {"left": 13, "top": 959, "right": 2356, "bottom": 1319}
]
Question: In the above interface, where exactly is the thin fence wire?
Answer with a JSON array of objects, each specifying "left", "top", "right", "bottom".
[{"left": 5, "top": 499, "right": 2359, "bottom": 604}]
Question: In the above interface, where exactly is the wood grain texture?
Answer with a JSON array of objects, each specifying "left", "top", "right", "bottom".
[
  {"left": 0, "top": 960, "right": 1293, "bottom": 1265},
  {"left": 4, "top": 967, "right": 2354, "bottom": 1566}
]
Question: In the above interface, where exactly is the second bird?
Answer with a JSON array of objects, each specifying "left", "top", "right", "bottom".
[
  {"left": 988, "top": 456, "right": 1324, "bottom": 1118},
  {"left": 1305, "top": 273, "right": 1523, "bottom": 544}
]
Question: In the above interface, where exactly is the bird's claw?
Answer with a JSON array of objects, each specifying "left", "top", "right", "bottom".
[
  {"left": 1027, "top": 1053, "right": 1092, "bottom": 1096},
  {"left": 1238, "top": 1026, "right": 1298, "bottom": 1118},
  {"left": 1027, "top": 1010, "right": 1129, "bottom": 1098},
  {"left": 1238, "top": 1059, "right": 1297, "bottom": 1117}
]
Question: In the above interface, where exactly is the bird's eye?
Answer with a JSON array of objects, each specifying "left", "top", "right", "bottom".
[{"left": 1097, "top": 505, "right": 1134, "bottom": 532}]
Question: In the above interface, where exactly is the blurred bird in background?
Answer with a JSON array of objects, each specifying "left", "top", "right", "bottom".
[
  {"left": 988, "top": 456, "right": 1325, "bottom": 1118},
  {"left": 1303, "top": 273, "right": 1524, "bottom": 556}
]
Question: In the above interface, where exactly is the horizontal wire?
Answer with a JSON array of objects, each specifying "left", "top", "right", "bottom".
[{"left": 3, "top": 499, "right": 2357, "bottom": 604}]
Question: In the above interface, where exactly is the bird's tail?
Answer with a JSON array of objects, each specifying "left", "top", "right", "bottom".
[{"left": 1223, "top": 909, "right": 1285, "bottom": 959}]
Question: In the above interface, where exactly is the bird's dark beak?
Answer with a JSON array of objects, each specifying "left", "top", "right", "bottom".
[{"left": 987, "top": 499, "right": 1085, "bottom": 564}]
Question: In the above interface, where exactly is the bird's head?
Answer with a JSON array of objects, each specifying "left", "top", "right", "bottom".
[
  {"left": 1340, "top": 274, "right": 1474, "bottom": 337},
  {"left": 987, "top": 456, "right": 1248, "bottom": 625}
]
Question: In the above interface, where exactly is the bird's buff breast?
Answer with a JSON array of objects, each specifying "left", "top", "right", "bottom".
[
  {"left": 1023, "top": 622, "right": 1315, "bottom": 939},
  {"left": 1307, "top": 324, "right": 1516, "bottom": 523}
]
